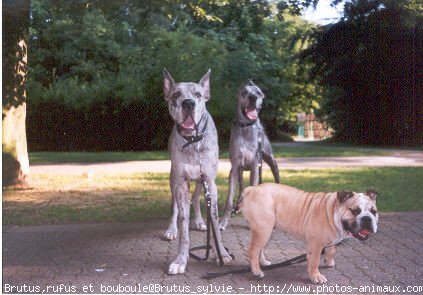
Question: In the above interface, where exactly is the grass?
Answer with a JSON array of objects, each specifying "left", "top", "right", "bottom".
[
  {"left": 3, "top": 167, "right": 422, "bottom": 226},
  {"left": 29, "top": 143, "right": 393, "bottom": 164}
]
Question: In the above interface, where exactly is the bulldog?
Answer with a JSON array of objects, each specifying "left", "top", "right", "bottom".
[{"left": 239, "top": 183, "right": 378, "bottom": 284}]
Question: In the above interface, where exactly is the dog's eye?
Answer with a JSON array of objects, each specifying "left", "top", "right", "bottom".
[
  {"left": 350, "top": 208, "right": 361, "bottom": 216},
  {"left": 370, "top": 208, "right": 377, "bottom": 215},
  {"left": 194, "top": 92, "right": 201, "bottom": 99},
  {"left": 172, "top": 91, "right": 181, "bottom": 100}
]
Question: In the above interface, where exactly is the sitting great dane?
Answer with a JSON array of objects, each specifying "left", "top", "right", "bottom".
[
  {"left": 163, "top": 69, "right": 232, "bottom": 274},
  {"left": 219, "top": 80, "right": 280, "bottom": 230}
]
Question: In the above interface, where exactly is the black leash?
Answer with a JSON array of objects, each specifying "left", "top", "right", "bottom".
[
  {"left": 185, "top": 119, "right": 234, "bottom": 266},
  {"left": 189, "top": 176, "right": 234, "bottom": 266},
  {"left": 203, "top": 239, "right": 347, "bottom": 280}
]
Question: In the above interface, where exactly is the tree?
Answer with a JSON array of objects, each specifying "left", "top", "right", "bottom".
[
  {"left": 3, "top": 0, "right": 30, "bottom": 186},
  {"left": 300, "top": 0, "right": 422, "bottom": 146}
]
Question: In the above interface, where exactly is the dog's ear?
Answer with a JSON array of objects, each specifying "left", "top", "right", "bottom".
[
  {"left": 163, "top": 68, "right": 175, "bottom": 100},
  {"left": 337, "top": 190, "right": 354, "bottom": 203},
  {"left": 365, "top": 189, "right": 378, "bottom": 201},
  {"left": 199, "top": 69, "right": 211, "bottom": 101},
  {"left": 247, "top": 79, "right": 256, "bottom": 86}
]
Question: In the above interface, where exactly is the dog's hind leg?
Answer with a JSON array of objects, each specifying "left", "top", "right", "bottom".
[
  {"left": 191, "top": 181, "right": 206, "bottom": 231},
  {"left": 262, "top": 151, "right": 280, "bottom": 183},
  {"left": 250, "top": 165, "right": 260, "bottom": 186},
  {"left": 166, "top": 199, "right": 178, "bottom": 239},
  {"left": 164, "top": 170, "right": 179, "bottom": 240},
  {"left": 248, "top": 223, "right": 273, "bottom": 278},
  {"left": 219, "top": 167, "right": 238, "bottom": 231}
]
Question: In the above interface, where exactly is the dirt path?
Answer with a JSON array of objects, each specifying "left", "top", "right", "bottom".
[{"left": 30, "top": 154, "right": 423, "bottom": 175}]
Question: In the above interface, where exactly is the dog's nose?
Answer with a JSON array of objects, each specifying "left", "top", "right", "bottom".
[
  {"left": 182, "top": 99, "right": 195, "bottom": 111},
  {"left": 361, "top": 216, "right": 373, "bottom": 229}
]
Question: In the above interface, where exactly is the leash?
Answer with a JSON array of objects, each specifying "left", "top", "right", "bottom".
[
  {"left": 202, "top": 238, "right": 349, "bottom": 280},
  {"left": 256, "top": 124, "right": 263, "bottom": 185},
  {"left": 183, "top": 118, "right": 234, "bottom": 266}
]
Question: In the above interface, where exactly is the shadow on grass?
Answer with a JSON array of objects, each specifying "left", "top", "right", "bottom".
[{"left": 3, "top": 167, "right": 422, "bottom": 225}]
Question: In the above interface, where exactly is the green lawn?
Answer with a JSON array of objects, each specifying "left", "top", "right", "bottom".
[
  {"left": 3, "top": 167, "right": 422, "bottom": 225},
  {"left": 29, "top": 143, "right": 392, "bottom": 164}
]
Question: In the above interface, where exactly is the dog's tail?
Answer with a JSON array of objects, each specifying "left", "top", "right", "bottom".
[{"left": 233, "top": 186, "right": 253, "bottom": 213}]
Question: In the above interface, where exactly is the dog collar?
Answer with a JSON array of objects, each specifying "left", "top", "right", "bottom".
[{"left": 177, "top": 114, "right": 208, "bottom": 149}]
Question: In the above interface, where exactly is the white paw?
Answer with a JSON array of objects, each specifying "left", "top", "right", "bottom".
[
  {"left": 215, "top": 254, "right": 233, "bottom": 266},
  {"left": 252, "top": 269, "right": 264, "bottom": 278},
  {"left": 260, "top": 250, "right": 271, "bottom": 266},
  {"left": 310, "top": 272, "right": 328, "bottom": 284},
  {"left": 168, "top": 261, "right": 186, "bottom": 275},
  {"left": 324, "top": 258, "right": 335, "bottom": 268},
  {"left": 164, "top": 227, "right": 178, "bottom": 240},
  {"left": 260, "top": 258, "right": 271, "bottom": 266},
  {"left": 193, "top": 220, "right": 207, "bottom": 231},
  {"left": 219, "top": 220, "right": 228, "bottom": 231}
]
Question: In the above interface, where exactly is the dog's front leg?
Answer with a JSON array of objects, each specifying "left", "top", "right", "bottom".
[
  {"left": 306, "top": 243, "right": 327, "bottom": 284},
  {"left": 168, "top": 179, "right": 191, "bottom": 275},
  {"left": 324, "top": 245, "right": 336, "bottom": 268},
  {"left": 220, "top": 168, "right": 238, "bottom": 230},
  {"left": 208, "top": 180, "right": 233, "bottom": 265}
]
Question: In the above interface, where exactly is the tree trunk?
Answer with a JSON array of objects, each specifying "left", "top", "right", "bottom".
[{"left": 2, "top": 0, "right": 30, "bottom": 186}]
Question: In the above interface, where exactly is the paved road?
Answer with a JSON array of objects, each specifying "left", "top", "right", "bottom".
[{"left": 3, "top": 212, "right": 423, "bottom": 294}]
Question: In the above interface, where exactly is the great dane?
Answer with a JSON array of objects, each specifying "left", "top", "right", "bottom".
[
  {"left": 163, "top": 69, "right": 232, "bottom": 274},
  {"left": 219, "top": 80, "right": 280, "bottom": 230}
]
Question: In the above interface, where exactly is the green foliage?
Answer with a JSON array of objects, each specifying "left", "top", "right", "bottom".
[{"left": 28, "top": 0, "right": 322, "bottom": 151}]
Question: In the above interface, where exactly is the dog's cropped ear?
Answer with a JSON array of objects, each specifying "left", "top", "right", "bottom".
[
  {"left": 247, "top": 79, "right": 256, "bottom": 86},
  {"left": 337, "top": 190, "right": 354, "bottom": 203},
  {"left": 163, "top": 68, "right": 175, "bottom": 100},
  {"left": 365, "top": 190, "right": 378, "bottom": 201},
  {"left": 199, "top": 69, "right": 211, "bottom": 101}
]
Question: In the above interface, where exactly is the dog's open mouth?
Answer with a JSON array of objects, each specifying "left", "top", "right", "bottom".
[
  {"left": 244, "top": 107, "right": 258, "bottom": 121},
  {"left": 181, "top": 114, "right": 195, "bottom": 130},
  {"left": 352, "top": 229, "right": 371, "bottom": 241}
]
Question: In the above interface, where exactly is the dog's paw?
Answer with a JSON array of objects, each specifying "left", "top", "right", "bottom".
[
  {"left": 168, "top": 261, "right": 186, "bottom": 275},
  {"left": 214, "top": 253, "right": 233, "bottom": 266},
  {"left": 260, "top": 257, "right": 271, "bottom": 266},
  {"left": 324, "top": 258, "right": 335, "bottom": 268},
  {"left": 192, "top": 219, "right": 207, "bottom": 231},
  {"left": 219, "top": 220, "right": 228, "bottom": 231},
  {"left": 252, "top": 269, "right": 265, "bottom": 279},
  {"left": 164, "top": 227, "right": 178, "bottom": 240},
  {"left": 309, "top": 272, "right": 328, "bottom": 284}
]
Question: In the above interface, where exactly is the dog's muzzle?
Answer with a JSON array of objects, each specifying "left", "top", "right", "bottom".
[
  {"left": 342, "top": 215, "right": 377, "bottom": 241},
  {"left": 180, "top": 99, "right": 196, "bottom": 130},
  {"left": 182, "top": 99, "right": 195, "bottom": 111}
]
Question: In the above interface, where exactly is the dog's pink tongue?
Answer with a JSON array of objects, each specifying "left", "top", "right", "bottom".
[
  {"left": 245, "top": 109, "right": 258, "bottom": 121},
  {"left": 182, "top": 116, "right": 195, "bottom": 129},
  {"left": 353, "top": 229, "right": 370, "bottom": 240}
]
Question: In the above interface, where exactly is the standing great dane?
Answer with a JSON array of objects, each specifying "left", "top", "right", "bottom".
[
  {"left": 163, "top": 69, "right": 232, "bottom": 274},
  {"left": 219, "top": 80, "right": 280, "bottom": 230}
]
